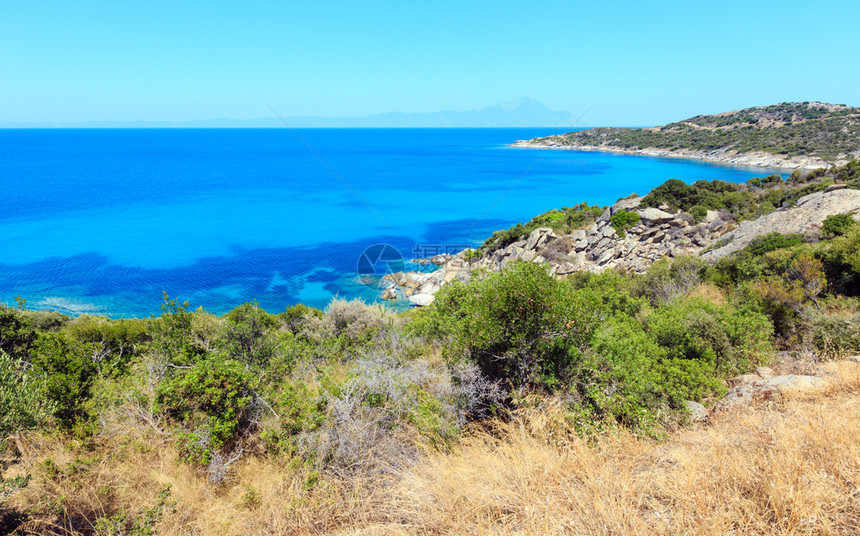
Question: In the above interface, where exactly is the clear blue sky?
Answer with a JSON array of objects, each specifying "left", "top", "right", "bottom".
[{"left": 2, "top": 0, "right": 858, "bottom": 126}]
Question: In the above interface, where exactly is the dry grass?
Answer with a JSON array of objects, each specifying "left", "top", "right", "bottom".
[
  {"left": 5, "top": 363, "right": 860, "bottom": 535},
  {"left": 689, "top": 282, "right": 727, "bottom": 305}
]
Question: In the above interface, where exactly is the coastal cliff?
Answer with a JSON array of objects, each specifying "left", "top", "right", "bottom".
[{"left": 514, "top": 102, "right": 860, "bottom": 169}]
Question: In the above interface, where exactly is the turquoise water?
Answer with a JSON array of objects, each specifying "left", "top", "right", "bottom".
[{"left": 0, "top": 128, "right": 780, "bottom": 317}]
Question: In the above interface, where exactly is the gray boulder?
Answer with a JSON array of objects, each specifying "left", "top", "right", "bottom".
[{"left": 638, "top": 207, "right": 674, "bottom": 224}]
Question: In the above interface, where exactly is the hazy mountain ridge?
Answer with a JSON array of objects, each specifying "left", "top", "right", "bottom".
[{"left": 1, "top": 97, "right": 574, "bottom": 128}]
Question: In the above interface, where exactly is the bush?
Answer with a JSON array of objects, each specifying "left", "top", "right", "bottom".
[
  {"left": 610, "top": 210, "right": 640, "bottom": 238},
  {"left": 808, "top": 310, "right": 860, "bottom": 358},
  {"left": 822, "top": 226, "right": 860, "bottom": 296},
  {"left": 645, "top": 297, "right": 773, "bottom": 377},
  {"left": 0, "top": 306, "right": 36, "bottom": 358},
  {"left": 156, "top": 354, "right": 254, "bottom": 464},
  {"left": 572, "top": 315, "right": 674, "bottom": 429},
  {"left": 223, "top": 302, "right": 278, "bottom": 367},
  {"left": 65, "top": 316, "right": 148, "bottom": 377},
  {"left": 303, "top": 298, "right": 392, "bottom": 347},
  {"left": 433, "top": 262, "right": 592, "bottom": 392},
  {"left": 0, "top": 351, "right": 52, "bottom": 438},
  {"left": 689, "top": 204, "right": 708, "bottom": 223},
  {"left": 633, "top": 256, "right": 708, "bottom": 305},
  {"left": 821, "top": 213, "right": 857, "bottom": 238},
  {"left": 31, "top": 333, "right": 100, "bottom": 431}
]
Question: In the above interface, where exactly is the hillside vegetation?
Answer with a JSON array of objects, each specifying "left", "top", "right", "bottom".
[{"left": 525, "top": 102, "right": 860, "bottom": 162}]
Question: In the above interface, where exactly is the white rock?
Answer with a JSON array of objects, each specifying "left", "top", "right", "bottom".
[
  {"left": 638, "top": 207, "right": 674, "bottom": 224},
  {"left": 685, "top": 400, "right": 709, "bottom": 423},
  {"left": 409, "top": 294, "right": 435, "bottom": 307}
]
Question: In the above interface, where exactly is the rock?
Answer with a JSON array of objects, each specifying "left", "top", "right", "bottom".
[
  {"left": 381, "top": 286, "right": 397, "bottom": 300},
  {"left": 702, "top": 189, "right": 860, "bottom": 261},
  {"left": 610, "top": 196, "right": 642, "bottom": 214},
  {"left": 570, "top": 230, "right": 587, "bottom": 241},
  {"left": 722, "top": 382, "right": 759, "bottom": 406},
  {"left": 728, "top": 373, "right": 762, "bottom": 387},
  {"left": 847, "top": 355, "right": 860, "bottom": 364},
  {"left": 597, "top": 207, "right": 611, "bottom": 223},
  {"left": 409, "top": 294, "right": 435, "bottom": 307},
  {"left": 525, "top": 227, "right": 554, "bottom": 250},
  {"left": 704, "top": 210, "right": 720, "bottom": 223},
  {"left": 601, "top": 225, "right": 617, "bottom": 239},
  {"left": 764, "top": 375, "right": 827, "bottom": 390},
  {"left": 573, "top": 239, "right": 588, "bottom": 251},
  {"left": 685, "top": 400, "right": 709, "bottom": 423},
  {"left": 825, "top": 183, "right": 848, "bottom": 192},
  {"left": 639, "top": 207, "right": 675, "bottom": 224},
  {"left": 721, "top": 375, "right": 827, "bottom": 406},
  {"left": 756, "top": 366, "right": 775, "bottom": 379},
  {"left": 521, "top": 249, "right": 536, "bottom": 262},
  {"left": 597, "top": 249, "right": 616, "bottom": 265},
  {"left": 556, "top": 262, "right": 577, "bottom": 275}
]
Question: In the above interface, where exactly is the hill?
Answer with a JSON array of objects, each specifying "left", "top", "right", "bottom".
[{"left": 515, "top": 102, "right": 860, "bottom": 168}]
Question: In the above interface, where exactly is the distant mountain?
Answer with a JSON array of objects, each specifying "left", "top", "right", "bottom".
[
  {"left": 516, "top": 101, "right": 860, "bottom": 168},
  {"left": 1, "top": 98, "right": 575, "bottom": 128}
]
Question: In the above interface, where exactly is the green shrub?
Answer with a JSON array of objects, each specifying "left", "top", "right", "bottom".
[
  {"left": 689, "top": 204, "right": 708, "bottom": 223},
  {"left": 633, "top": 256, "right": 708, "bottom": 305},
  {"left": 809, "top": 311, "right": 860, "bottom": 358},
  {"left": 0, "top": 351, "right": 52, "bottom": 438},
  {"left": 31, "top": 333, "right": 100, "bottom": 431},
  {"left": 223, "top": 302, "right": 278, "bottom": 367},
  {"left": 433, "top": 262, "right": 596, "bottom": 391},
  {"left": 571, "top": 315, "right": 673, "bottom": 429},
  {"left": 821, "top": 213, "right": 857, "bottom": 238},
  {"left": 645, "top": 297, "right": 773, "bottom": 376},
  {"left": 821, "top": 226, "right": 860, "bottom": 296},
  {"left": 610, "top": 209, "right": 640, "bottom": 237},
  {"left": 745, "top": 233, "right": 806, "bottom": 257},
  {"left": 0, "top": 306, "right": 36, "bottom": 358},
  {"left": 65, "top": 316, "right": 148, "bottom": 376},
  {"left": 156, "top": 354, "right": 253, "bottom": 464},
  {"left": 279, "top": 303, "right": 324, "bottom": 334}
]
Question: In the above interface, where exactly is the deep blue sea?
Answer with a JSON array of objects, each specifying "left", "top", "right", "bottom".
[{"left": 0, "top": 128, "right": 780, "bottom": 318}]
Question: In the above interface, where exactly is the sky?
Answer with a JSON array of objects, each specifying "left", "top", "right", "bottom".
[{"left": 2, "top": 0, "right": 859, "bottom": 126}]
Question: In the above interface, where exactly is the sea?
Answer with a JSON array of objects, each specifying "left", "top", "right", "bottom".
[{"left": 0, "top": 128, "right": 781, "bottom": 318}]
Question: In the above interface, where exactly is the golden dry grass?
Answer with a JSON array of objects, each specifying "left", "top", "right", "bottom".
[
  {"left": 6, "top": 362, "right": 860, "bottom": 536},
  {"left": 688, "top": 283, "right": 727, "bottom": 305}
]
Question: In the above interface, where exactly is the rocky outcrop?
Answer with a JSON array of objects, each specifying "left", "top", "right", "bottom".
[
  {"left": 385, "top": 187, "right": 860, "bottom": 306},
  {"left": 701, "top": 188, "right": 860, "bottom": 260}
]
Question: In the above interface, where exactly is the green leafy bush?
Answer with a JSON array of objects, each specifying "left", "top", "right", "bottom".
[
  {"left": 0, "top": 351, "right": 52, "bottom": 437},
  {"left": 610, "top": 209, "right": 640, "bottom": 237},
  {"left": 821, "top": 213, "right": 857, "bottom": 238},
  {"left": 645, "top": 298, "right": 772, "bottom": 377},
  {"left": 223, "top": 302, "right": 279, "bottom": 366},
  {"left": 32, "top": 333, "right": 100, "bottom": 431},
  {"left": 156, "top": 354, "right": 253, "bottom": 464},
  {"left": 433, "top": 262, "right": 592, "bottom": 391},
  {"left": 0, "top": 306, "right": 36, "bottom": 358}
]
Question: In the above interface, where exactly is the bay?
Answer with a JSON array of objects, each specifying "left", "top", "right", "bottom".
[{"left": 0, "top": 128, "right": 779, "bottom": 317}]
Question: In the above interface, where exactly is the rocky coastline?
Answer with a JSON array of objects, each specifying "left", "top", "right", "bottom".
[
  {"left": 511, "top": 139, "right": 839, "bottom": 170},
  {"left": 384, "top": 186, "right": 860, "bottom": 307}
]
